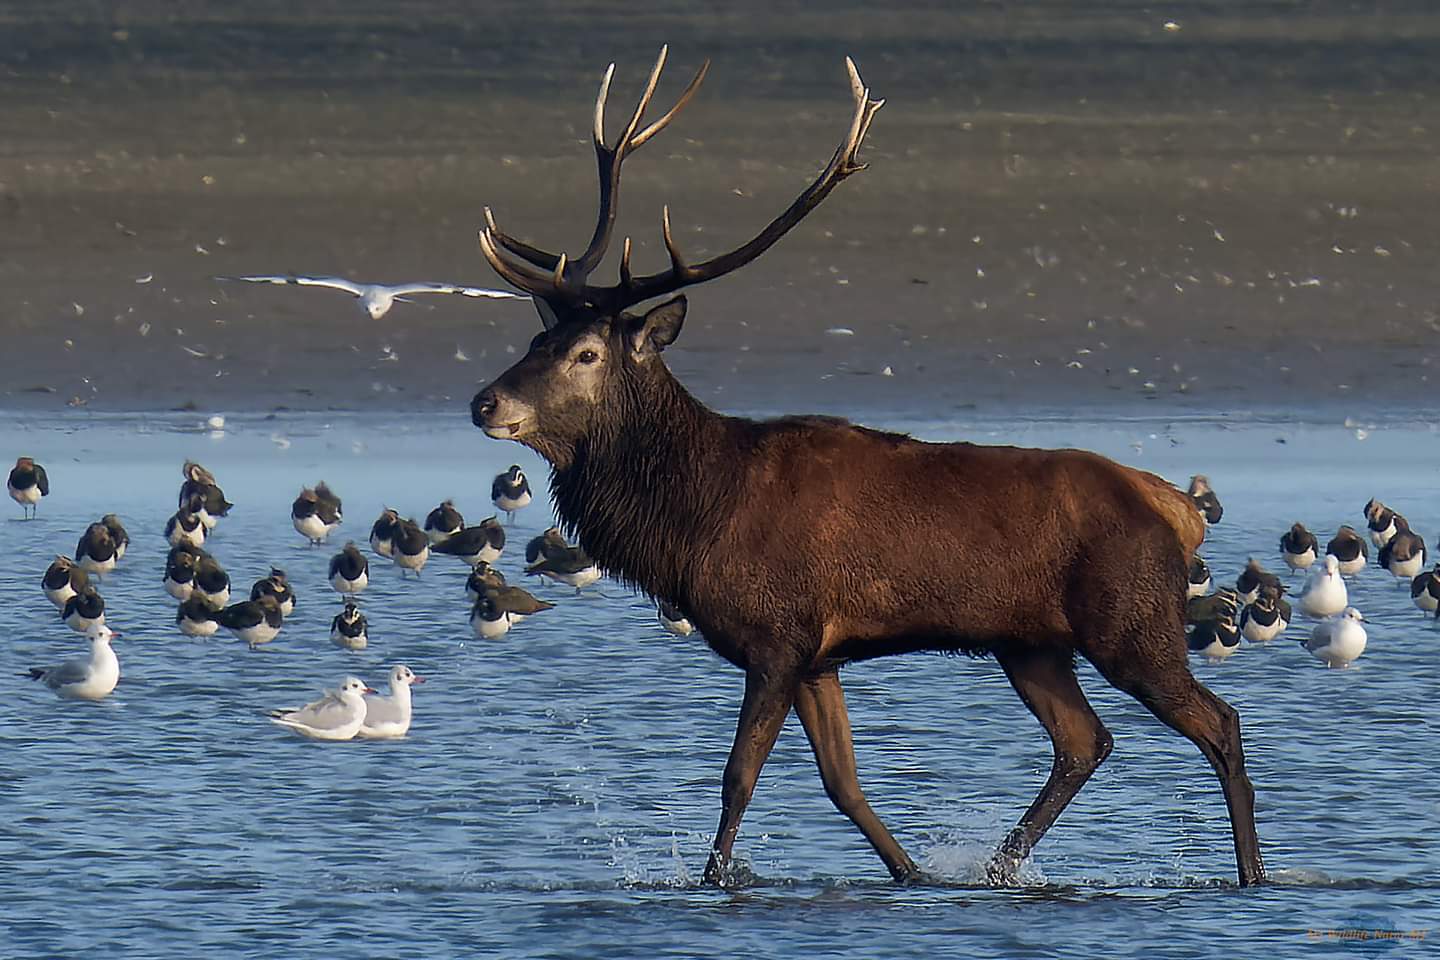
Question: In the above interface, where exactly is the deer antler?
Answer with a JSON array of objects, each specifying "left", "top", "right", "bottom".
[
  {"left": 479, "top": 51, "right": 882, "bottom": 318},
  {"left": 480, "top": 46, "right": 710, "bottom": 302}
]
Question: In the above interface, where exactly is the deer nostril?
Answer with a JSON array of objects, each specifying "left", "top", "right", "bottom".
[{"left": 471, "top": 389, "right": 498, "bottom": 426}]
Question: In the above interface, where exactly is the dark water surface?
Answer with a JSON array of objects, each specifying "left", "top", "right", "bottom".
[{"left": 2, "top": 410, "right": 1437, "bottom": 957}]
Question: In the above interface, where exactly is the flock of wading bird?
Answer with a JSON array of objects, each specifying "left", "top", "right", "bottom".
[
  {"left": 10, "top": 456, "right": 695, "bottom": 740},
  {"left": 1182, "top": 476, "right": 1438, "bottom": 666}
]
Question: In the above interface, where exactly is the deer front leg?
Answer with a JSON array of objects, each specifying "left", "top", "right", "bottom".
[
  {"left": 793, "top": 670, "right": 923, "bottom": 883},
  {"left": 703, "top": 667, "right": 796, "bottom": 886}
]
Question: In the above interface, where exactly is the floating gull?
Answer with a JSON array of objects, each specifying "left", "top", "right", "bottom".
[
  {"left": 357, "top": 665, "right": 424, "bottom": 739},
  {"left": 26, "top": 624, "right": 121, "bottom": 700},
  {"left": 216, "top": 274, "right": 524, "bottom": 320},
  {"left": 267, "top": 676, "right": 374, "bottom": 741}
]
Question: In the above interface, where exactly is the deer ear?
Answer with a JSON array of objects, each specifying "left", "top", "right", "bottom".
[
  {"left": 533, "top": 296, "right": 561, "bottom": 331},
  {"left": 628, "top": 296, "right": 687, "bottom": 357}
]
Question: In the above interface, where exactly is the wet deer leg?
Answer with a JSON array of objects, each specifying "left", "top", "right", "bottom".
[
  {"left": 702, "top": 667, "right": 795, "bottom": 885},
  {"left": 793, "top": 670, "right": 922, "bottom": 882},
  {"left": 987, "top": 649, "right": 1113, "bottom": 883}
]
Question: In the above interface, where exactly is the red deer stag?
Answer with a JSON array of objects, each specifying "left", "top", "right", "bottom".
[{"left": 471, "top": 48, "right": 1265, "bottom": 887}]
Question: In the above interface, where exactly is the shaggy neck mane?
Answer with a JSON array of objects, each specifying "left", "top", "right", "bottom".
[{"left": 549, "top": 361, "right": 741, "bottom": 603}]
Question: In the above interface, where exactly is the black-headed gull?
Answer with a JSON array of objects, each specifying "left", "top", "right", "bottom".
[
  {"left": 358, "top": 665, "right": 424, "bottom": 739},
  {"left": 27, "top": 623, "right": 121, "bottom": 700},
  {"left": 216, "top": 274, "right": 523, "bottom": 320},
  {"left": 7, "top": 456, "right": 49, "bottom": 519},
  {"left": 491, "top": 465, "right": 532, "bottom": 524},
  {"left": 268, "top": 676, "right": 374, "bottom": 741}
]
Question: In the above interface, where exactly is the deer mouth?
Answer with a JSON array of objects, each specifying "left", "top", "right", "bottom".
[{"left": 483, "top": 420, "right": 527, "bottom": 440}]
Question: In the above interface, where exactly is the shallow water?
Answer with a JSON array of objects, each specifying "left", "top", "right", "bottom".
[{"left": 2, "top": 410, "right": 1438, "bottom": 958}]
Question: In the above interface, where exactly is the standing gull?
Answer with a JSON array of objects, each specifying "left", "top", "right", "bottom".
[
  {"left": 1303, "top": 608, "right": 1367, "bottom": 668},
  {"left": 7, "top": 456, "right": 49, "bottom": 519},
  {"left": 26, "top": 624, "right": 121, "bottom": 700},
  {"left": 1298, "top": 555, "right": 1348, "bottom": 618},
  {"left": 216, "top": 274, "right": 523, "bottom": 320}
]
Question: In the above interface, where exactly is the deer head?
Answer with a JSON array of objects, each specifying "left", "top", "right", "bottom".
[{"left": 470, "top": 47, "right": 883, "bottom": 468}]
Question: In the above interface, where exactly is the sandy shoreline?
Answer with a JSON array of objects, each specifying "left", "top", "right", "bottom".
[{"left": 2, "top": 3, "right": 1438, "bottom": 416}]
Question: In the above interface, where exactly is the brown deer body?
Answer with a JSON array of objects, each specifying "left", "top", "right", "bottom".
[{"left": 471, "top": 49, "right": 1265, "bottom": 887}]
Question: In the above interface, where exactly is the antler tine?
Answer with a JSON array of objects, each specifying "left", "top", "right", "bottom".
[
  {"left": 599, "top": 57, "right": 884, "bottom": 310},
  {"left": 478, "top": 228, "right": 565, "bottom": 299},
  {"left": 484, "top": 207, "right": 564, "bottom": 270},
  {"left": 629, "top": 58, "right": 709, "bottom": 149},
  {"left": 619, "top": 237, "right": 634, "bottom": 287},
  {"left": 571, "top": 46, "right": 683, "bottom": 281},
  {"left": 616, "top": 45, "right": 669, "bottom": 153},
  {"left": 592, "top": 63, "right": 617, "bottom": 150}
]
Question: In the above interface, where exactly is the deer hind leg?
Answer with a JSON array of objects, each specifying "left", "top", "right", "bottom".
[
  {"left": 703, "top": 666, "right": 795, "bottom": 886},
  {"left": 793, "top": 670, "right": 922, "bottom": 883},
  {"left": 1085, "top": 626, "right": 1266, "bottom": 886},
  {"left": 987, "top": 648, "right": 1113, "bottom": 884}
]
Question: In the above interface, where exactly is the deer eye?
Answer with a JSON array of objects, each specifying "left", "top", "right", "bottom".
[{"left": 576, "top": 349, "right": 600, "bottom": 365}]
